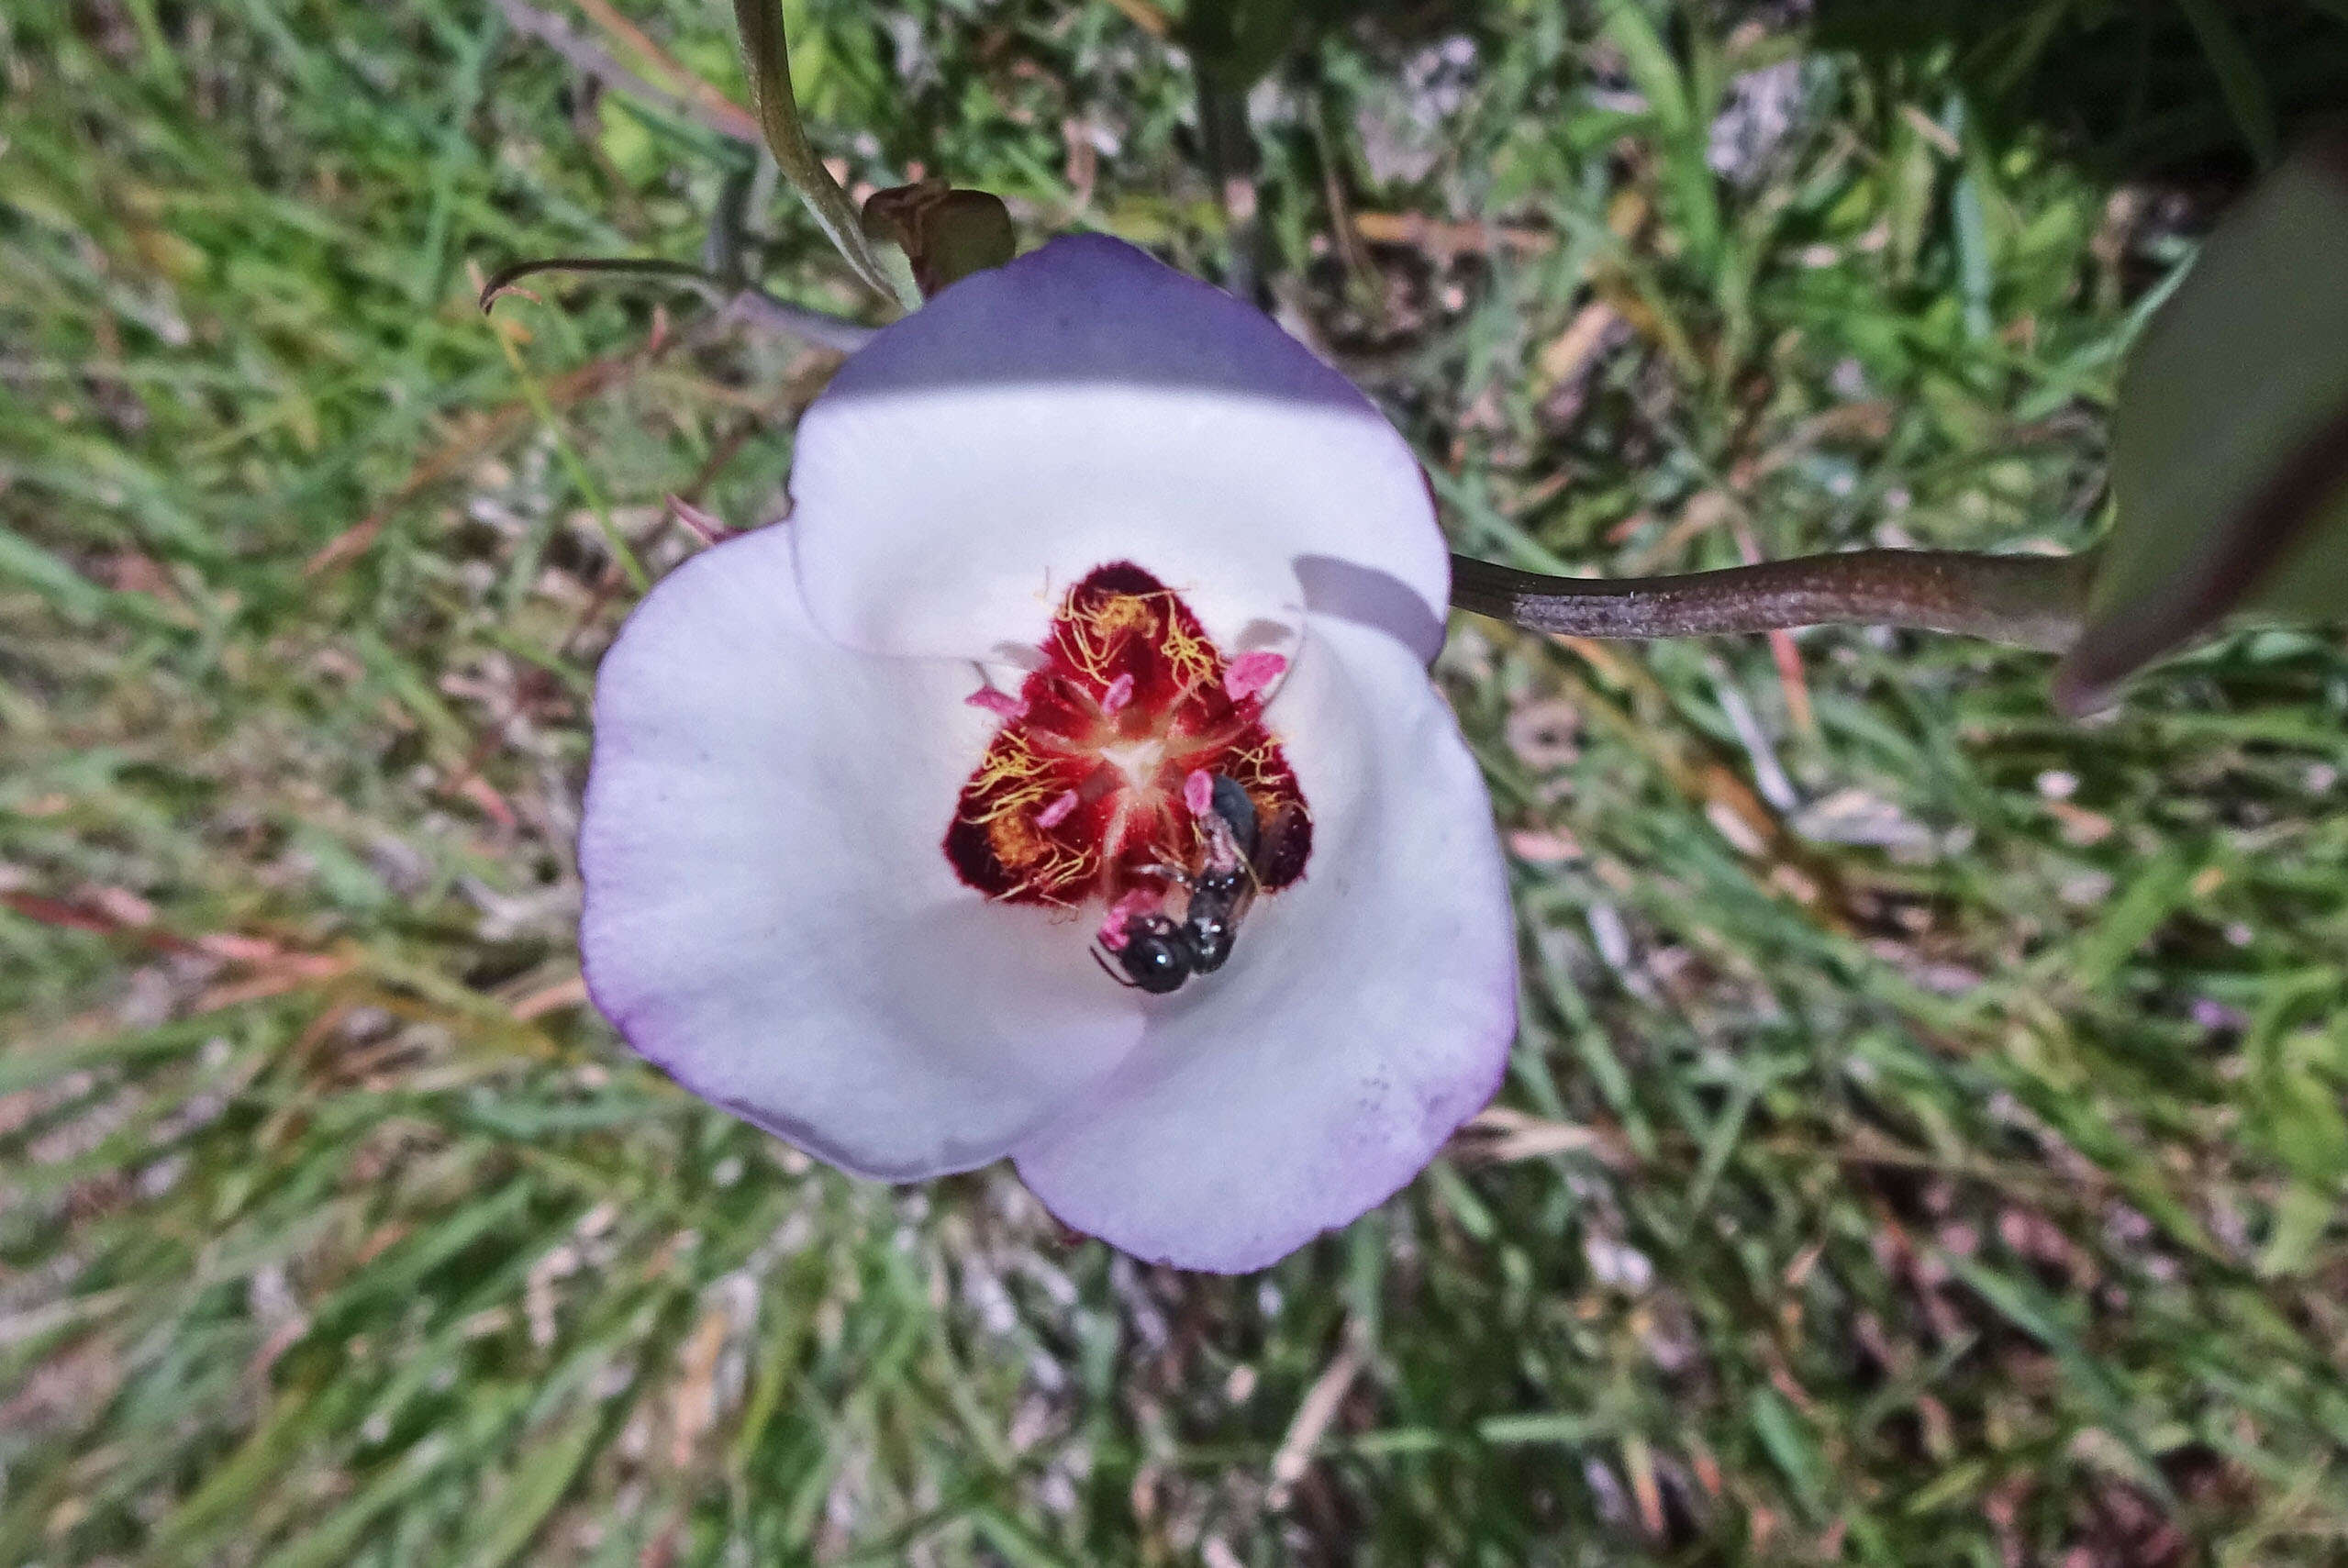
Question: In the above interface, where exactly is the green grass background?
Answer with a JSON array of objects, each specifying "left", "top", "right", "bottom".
[{"left": 5, "top": 1, "right": 2348, "bottom": 1562}]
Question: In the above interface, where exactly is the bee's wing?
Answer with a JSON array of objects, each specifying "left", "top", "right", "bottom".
[
  {"left": 1207, "top": 773, "right": 1261, "bottom": 862},
  {"left": 1250, "top": 800, "right": 1310, "bottom": 891}
]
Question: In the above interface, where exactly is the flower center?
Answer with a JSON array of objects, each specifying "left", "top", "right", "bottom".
[
  {"left": 943, "top": 562, "right": 1311, "bottom": 915},
  {"left": 1099, "top": 739, "right": 1163, "bottom": 787}
]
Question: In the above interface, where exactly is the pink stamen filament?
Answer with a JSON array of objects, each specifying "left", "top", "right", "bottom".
[
  {"left": 1037, "top": 790, "right": 1079, "bottom": 829},
  {"left": 1100, "top": 673, "right": 1135, "bottom": 716}
]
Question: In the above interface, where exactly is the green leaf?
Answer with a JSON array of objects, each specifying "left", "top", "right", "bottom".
[
  {"left": 2059, "top": 143, "right": 2348, "bottom": 710},
  {"left": 2071, "top": 850, "right": 2195, "bottom": 991},
  {"left": 2257, "top": 1183, "right": 2336, "bottom": 1278},
  {"left": 1746, "top": 1389, "right": 1826, "bottom": 1515},
  {"left": 2173, "top": 0, "right": 2281, "bottom": 168},
  {"left": 0, "top": 526, "right": 183, "bottom": 629},
  {"left": 1939, "top": 1251, "right": 2176, "bottom": 1507},
  {"left": 1183, "top": 0, "right": 1302, "bottom": 89},
  {"left": 594, "top": 95, "right": 661, "bottom": 186},
  {"left": 452, "top": 1404, "right": 607, "bottom": 1568}
]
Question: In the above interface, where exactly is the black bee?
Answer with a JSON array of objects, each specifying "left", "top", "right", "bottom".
[
  {"left": 1173, "top": 773, "right": 1257, "bottom": 975},
  {"left": 1098, "top": 910, "right": 1196, "bottom": 995},
  {"left": 1096, "top": 773, "right": 1262, "bottom": 994}
]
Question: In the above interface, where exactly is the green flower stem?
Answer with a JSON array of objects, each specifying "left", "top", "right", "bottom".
[
  {"left": 1193, "top": 72, "right": 1263, "bottom": 303},
  {"left": 1450, "top": 548, "right": 2098, "bottom": 652},
  {"left": 729, "top": 0, "right": 912, "bottom": 310},
  {"left": 478, "top": 256, "right": 875, "bottom": 353}
]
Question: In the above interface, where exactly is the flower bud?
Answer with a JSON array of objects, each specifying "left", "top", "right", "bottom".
[{"left": 862, "top": 180, "right": 1017, "bottom": 299}]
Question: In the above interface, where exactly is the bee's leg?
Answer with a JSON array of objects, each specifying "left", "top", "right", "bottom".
[{"left": 1090, "top": 946, "right": 1141, "bottom": 987}]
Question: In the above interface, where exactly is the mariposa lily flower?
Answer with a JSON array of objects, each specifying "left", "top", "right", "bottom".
[{"left": 580, "top": 236, "right": 1517, "bottom": 1272}]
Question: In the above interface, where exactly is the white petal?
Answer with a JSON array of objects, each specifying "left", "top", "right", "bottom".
[
  {"left": 580, "top": 525, "right": 1145, "bottom": 1179},
  {"left": 1011, "top": 615, "right": 1519, "bottom": 1272},
  {"left": 791, "top": 235, "right": 1452, "bottom": 663}
]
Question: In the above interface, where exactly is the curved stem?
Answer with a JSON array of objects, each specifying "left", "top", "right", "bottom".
[
  {"left": 1450, "top": 549, "right": 2098, "bottom": 652},
  {"left": 478, "top": 254, "right": 874, "bottom": 353},
  {"left": 478, "top": 255, "right": 714, "bottom": 311},
  {"left": 730, "top": 0, "right": 908, "bottom": 309},
  {"left": 718, "top": 288, "right": 877, "bottom": 354}
]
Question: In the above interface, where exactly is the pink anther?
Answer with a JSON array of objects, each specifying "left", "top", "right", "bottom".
[
  {"left": 1223, "top": 650, "right": 1287, "bottom": 703},
  {"left": 964, "top": 686, "right": 1025, "bottom": 720},
  {"left": 1036, "top": 790, "right": 1078, "bottom": 829},
  {"left": 1100, "top": 673, "right": 1136, "bottom": 715},
  {"left": 1096, "top": 887, "right": 1162, "bottom": 950},
  {"left": 1184, "top": 769, "right": 1215, "bottom": 817}
]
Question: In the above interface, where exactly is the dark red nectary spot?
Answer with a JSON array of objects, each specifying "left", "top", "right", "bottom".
[{"left": 943, "top": 562, "right": 1311, "bottom": 909}]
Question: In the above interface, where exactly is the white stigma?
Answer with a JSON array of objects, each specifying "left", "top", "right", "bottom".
[{"left": 1099, "top": 739, "right": 1164, "bottom": 788}]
